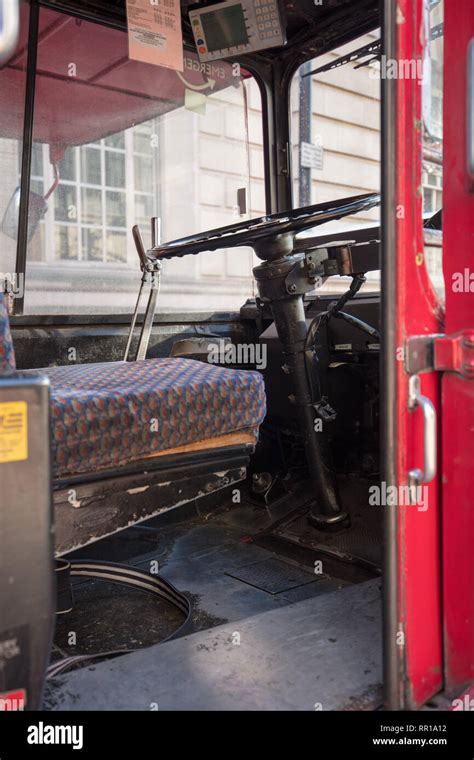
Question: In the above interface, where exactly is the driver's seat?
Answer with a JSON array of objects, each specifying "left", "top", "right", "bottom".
[{"left": 0, "top": 293, "right": 266, "bottom": 481}]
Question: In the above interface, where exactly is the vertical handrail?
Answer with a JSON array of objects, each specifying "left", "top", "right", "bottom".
[{"left": 14, "top": 1, "right": 40, "bottom": 315}]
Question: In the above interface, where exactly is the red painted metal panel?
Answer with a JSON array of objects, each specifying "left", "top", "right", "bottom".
[
  {"left": 442, "top": 0, "right": 474, "bottom": 693},
  {"left": 394, "top": 0, "right": 443, "bottom": 708}
]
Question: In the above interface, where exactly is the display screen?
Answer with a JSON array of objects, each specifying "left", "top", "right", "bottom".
[{"left": 200, "top": 5, "right": 249, "bottom": 52}]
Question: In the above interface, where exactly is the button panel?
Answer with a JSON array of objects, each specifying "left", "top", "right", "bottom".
[{"left": 189, "top": 0, "right": 286, "bottom": 63}]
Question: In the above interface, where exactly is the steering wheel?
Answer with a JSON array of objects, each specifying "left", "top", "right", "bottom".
[{"left": 148, "top": 192, "right": 380, "bottom": 262}]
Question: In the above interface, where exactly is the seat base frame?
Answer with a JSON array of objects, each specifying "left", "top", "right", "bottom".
[{"left": 54, "top": 443, "right": 253, "bottom": 555}]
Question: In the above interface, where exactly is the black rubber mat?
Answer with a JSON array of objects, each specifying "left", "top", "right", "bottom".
[
  {"left": 276, "top": 518, "right": 382, "bottom": 569},
  {"left": 275, "top": 477, "right": 383, "bottom": 570}
]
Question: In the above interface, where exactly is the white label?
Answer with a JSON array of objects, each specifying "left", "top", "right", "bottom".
[
  {"left": 126, "top": 0, "right": 183, "bottom": 71},
  {"left": 301, "top": 141, "right": 324, "bottom": 170}
]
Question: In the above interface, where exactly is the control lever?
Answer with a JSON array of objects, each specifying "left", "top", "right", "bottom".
[
  {"left": 124, "top": 219, "right": 162, "bottom": 362},
  {"left": 132, "top": 225, "right": 149, "bottom": 272}
]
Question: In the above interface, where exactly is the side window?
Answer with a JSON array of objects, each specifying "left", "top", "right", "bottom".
[
  {"left": 422, "top": 0, "right": 444, "bottom": 304},
  {"left": 0, "top": 1, "right": 30, "bottom": 306},
  {"left": 291, "top": 32, "right": 381, "bottom": 294},
  {"left": 291, "top": 12, "right": 444, "bottom": 300},
  {"left": 21, "top": 8, "right": 265, "bottom": 314}
]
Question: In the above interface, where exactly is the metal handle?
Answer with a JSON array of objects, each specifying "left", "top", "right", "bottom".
[
  {"left": 468, "top": 39, "right": 474, "bottom": 183},
  {"left": 408, "top": 375, "right": 437, "bottom": 486},
  {"left": 132, "top": 224, "right": 148, "bottom": 271}
]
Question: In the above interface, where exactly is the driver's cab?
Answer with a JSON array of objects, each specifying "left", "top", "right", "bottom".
[{"left": 2, "top": 0, "right": 470, "bottom": 717}]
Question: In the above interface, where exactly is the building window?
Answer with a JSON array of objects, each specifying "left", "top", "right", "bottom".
[
  {"left": 32, "top": 124, "right": 158, "bottom": 266},
  {"left": 422, "top": 164, "right": 442, "bottom": 215}
]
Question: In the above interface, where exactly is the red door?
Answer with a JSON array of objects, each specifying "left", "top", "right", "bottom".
[
  {"left": 383, "top": 0, "right": 444, "bottom": 709},
  {"left": 442, "top": 0, "right": 474, "bottom": 695}
]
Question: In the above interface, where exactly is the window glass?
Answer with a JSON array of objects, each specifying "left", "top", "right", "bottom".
[
  {"left": 55, "top": 225, "right": 78, "bottom": 261},
  {"left": 0, "top": 1, "right": 30, "bottom": 306},
  {"left": 81, "top": 148, "right": 100, "bottom": 185},
  {"left": 22, "top": 8, "right": 264, "bottom": 314},
  {"left": 422, "top": 0, "right": 444, "bottom": 304},
  {"left": 82, "top": 188, "right": 102, "bottom": 226},
  {"left": 82, "top": 228, "right": 102, "bottom": 262},
  {"left": 59, "top": 148, "right": 76, "bottom": 182},
  {"left": 55, "top": 184, "right": 77, "bottom": 223},
  {"left": 105, "top": 151, "right": 125, "bottom": 189},
  {"left": 291, "top": 32, "right": 381, "bottom": 294}
]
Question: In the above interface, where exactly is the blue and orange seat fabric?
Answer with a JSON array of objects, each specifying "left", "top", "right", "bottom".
[{"left": 0, "top": 293, "right": 266, "bottom": 479}]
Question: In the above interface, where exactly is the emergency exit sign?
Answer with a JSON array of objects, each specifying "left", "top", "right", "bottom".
[{"left": 300, "top": 141, "right": 324, "bottom": 170}]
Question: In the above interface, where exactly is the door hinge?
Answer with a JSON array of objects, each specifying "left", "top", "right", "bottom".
[{"left": 406, "top": 331, "right": 474, "bottom": 378}]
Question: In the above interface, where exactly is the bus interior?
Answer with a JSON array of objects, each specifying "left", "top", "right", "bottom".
[{"left": 0, "top": 0, "right": 448, "bottom": 712}]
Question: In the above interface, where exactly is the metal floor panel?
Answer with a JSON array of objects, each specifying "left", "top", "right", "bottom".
[
  {"left": 44, "top": 579, "right": 382, "bottom": 711},
  {"left": 225, "top": 556, "right": 319, "bottom": 594}
]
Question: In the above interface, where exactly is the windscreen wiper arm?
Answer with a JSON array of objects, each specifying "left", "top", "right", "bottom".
[
  {"left": 303, "top": 21, "right": 444, "bottom": 79},
  {"left": 302, "top": 39, "right": 381, "bottom": 78}
]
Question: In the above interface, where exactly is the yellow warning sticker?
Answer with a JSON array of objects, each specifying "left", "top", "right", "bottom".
[{"left": 0, "top": 402, "right": 28, "bottom": 463}]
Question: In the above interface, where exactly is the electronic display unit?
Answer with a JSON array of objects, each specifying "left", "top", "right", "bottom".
[{"left": 189, "top": 0, "right": 286, "bottom": 62}]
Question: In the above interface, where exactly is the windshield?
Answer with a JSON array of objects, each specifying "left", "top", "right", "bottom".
[{"left": 0, "top": 5, "right": 264, "bottom": 314}]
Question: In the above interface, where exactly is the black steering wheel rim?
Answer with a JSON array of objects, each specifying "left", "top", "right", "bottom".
[{"left": 148, "top": 192, "right": 380, "bottom": 261}]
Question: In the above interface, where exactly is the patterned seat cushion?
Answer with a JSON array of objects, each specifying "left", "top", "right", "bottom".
[
  {"left": 0, "top": 293, "right": 16, "bottom": 374},
  {"left": 23, "top": 358, "right": 266, "bottom": 479}
]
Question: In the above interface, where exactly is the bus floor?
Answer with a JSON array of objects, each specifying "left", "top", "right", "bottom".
[{"left": 44, "top": 478, "right": 383, "bottom": 710}]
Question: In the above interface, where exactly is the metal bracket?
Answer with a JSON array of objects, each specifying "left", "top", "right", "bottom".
[
  {"left": 284, "top": 256, "right": 321, "bottom": 295},
  {"left": 406, "top": 331, "right": 474, "bottom": 378},
  {"left": 405, "top": 334, "right": 440, "bottom": 375},
  {"left": 304, "top": 239, "right": 380, "bottom": 277},
  {"left": 434, "top": 331, "right": 474, "bottom": 379},
  {"left": 281, "top": 239, "right": 381, "bottom": 297},
  {"left": 404, "top": 331, "right": 474, "bottom": 489}
]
